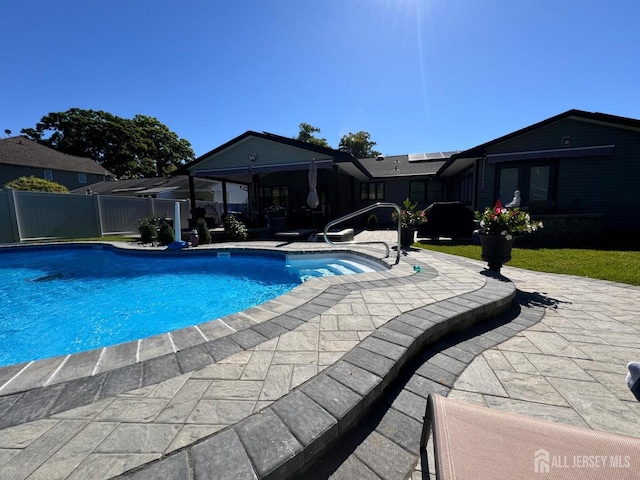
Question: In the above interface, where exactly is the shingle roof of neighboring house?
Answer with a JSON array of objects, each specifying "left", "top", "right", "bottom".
[
  {"left": 358, "top": 152, "right": 458, "bottom": 178},
  {"left": 72, "top": 175, "right": 218, "bottom": 196},
  {"left": 0, "top": 136, "right": 113, "bottom": 176}
]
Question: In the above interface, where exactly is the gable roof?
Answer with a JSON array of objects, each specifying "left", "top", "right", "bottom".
[
  {"left": 438, "top": 109, "right": 640, "bottom": 176},
  {"left": 180, "top": 130, "right": 374, "bottom": 183},
  {"left": 358, "top": 152, "right": 458, "bottom": 179},
  {"left": 0, "top": 136, "right": 113, "bottom": 176},
  {"left": 183, "top": 130, "right": 357, "bottom": 171}
]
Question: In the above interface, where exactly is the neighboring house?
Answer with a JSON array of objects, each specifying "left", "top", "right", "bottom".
[
  {"left": 0, "top": 136, "right": 113, "bottom": 190},
  {"left": 438, "top": 109, "right": 640, "bottom": 237}
]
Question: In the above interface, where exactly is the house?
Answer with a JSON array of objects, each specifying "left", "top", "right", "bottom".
[
  {"left": 438, "top": 109, "right": 640, "bottom": 243},
  {"left": 183, "top": 109, "right": 640, "bottom": 243},
  {"left": 0, "top": 136, "right": 113, "bottom": 190},
  {"left": 180, "top": 131, "right": 451, "bottom": 230}
]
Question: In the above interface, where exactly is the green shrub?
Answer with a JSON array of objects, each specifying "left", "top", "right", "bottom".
[
  {"left": 138, "top": 223, "right": 157, "bottom": 244},
  {"left": 5, "top": 176, "right": 68, "bottom": 193},
  {"left": 137, "top": 217, "right": 159, "bottom": 244},
  {"left": 366, "top": 213, "right": 378, "bottom": 230},
  {"left": 223, "top": 214, "right": 248, "bottom": 241},
  {"left": 197, "top": 217, "right": 211, "bottom": 244},
  {"left": 158, "top": 221, "right": 175, "bottom": 245}
]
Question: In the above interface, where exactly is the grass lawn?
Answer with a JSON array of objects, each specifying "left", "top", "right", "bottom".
[{"left": 414, "top": 242, "right": 640, "bottom": 287}]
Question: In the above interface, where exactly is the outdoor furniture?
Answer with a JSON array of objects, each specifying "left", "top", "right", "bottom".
[
  {"left": 417, "top": 202, "right": 475, "bottom": 240},
  {"left": 421, "top": 393, "right": 640, "bottom": 479},
  {"left": 323, "top": 228, "right": 355, "bottom": 242},
  {"left": 274, "top": 229, "right": 316, "bottom": 241}
]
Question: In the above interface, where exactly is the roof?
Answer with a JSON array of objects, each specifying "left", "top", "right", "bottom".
[
  {"left": 0, "top": 136, "right": 113, "bottom": 176},
  {"left": 357, "top": 152, "right": 457, "bottom": 179},
  {"left": 438, "top": 109, "right": 640, "bottom": 176},
  {"left": 181, "top": 130, "right": 357, "bottom": 173},
  {"left": 71, "top": 175, "right": 218, "bottom": 196}
]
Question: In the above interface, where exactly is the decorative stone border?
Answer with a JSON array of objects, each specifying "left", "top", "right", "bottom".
[
  {"left": 117, "top": 269, "right": 515, "bottom": 479},
  {"left": 0, "top": 243, "right": 417, "bottom": 430}
]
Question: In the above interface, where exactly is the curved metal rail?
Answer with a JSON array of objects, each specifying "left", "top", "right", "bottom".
[{"left": 323, "top": 202, "right": 402, "bottom": 264}]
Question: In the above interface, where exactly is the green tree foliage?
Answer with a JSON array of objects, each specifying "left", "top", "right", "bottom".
[
  {"left": 294, "top": 123, "right": 330, "bottom": 148},
  {"left": 21, "top": 108, "right": 195, "bottom": 179},
  {"left": 4, "top": 176, "right": 68, "bottom": 193},
  {"left": 338, "top": 131, "right": 381, "bottom": 158}
]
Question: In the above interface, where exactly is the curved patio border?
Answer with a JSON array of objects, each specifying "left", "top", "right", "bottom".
[{"left": 116, "top": 263, "right": 516, "bottom": 479}]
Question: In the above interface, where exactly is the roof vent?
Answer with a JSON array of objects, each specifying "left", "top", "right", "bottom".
[{"left": 376, "top": 155, "right": 385, "bottom": 161}]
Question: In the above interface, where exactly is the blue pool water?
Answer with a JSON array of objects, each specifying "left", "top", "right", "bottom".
[{"left": 0, "top": 245, "right": 381, "bottom": 366}]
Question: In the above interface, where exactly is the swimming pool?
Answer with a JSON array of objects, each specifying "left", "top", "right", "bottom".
[{"left": 0, "top": 244, "right": 385, "bottom": 366}]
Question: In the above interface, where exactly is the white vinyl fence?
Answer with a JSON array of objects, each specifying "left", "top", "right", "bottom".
[{"left": 0, "top": 189, "right": 190, "bottom": 243}]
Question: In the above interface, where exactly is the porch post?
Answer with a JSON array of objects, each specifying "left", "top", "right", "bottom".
[
  {"left": 222, "top": 180, "right": 228, "bottom": 216},
  {"left": 188, "top": 175, "right": 196, "bottom": 222},
  {"left": 252, "top": 173, "right": 261, "bottom": 227}
]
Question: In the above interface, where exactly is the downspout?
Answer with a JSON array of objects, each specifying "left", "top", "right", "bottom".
[{"left": 472, "top": 160, "right": 478, "bottom": 210}]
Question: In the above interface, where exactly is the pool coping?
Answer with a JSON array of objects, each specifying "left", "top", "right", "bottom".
[
  {"left": 0, "top": 242, "right": 413, "bottom": 428},
  {"left": 0, "top": 241, "right": 515, "bottom": 479},
  {"left": 116, "top": 254, "right": 516, "bottom": 479}
]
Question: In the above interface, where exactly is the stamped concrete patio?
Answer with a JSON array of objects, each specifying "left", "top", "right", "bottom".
[{"left": 0, "top": 231, "right": 638, "bottom": 479}]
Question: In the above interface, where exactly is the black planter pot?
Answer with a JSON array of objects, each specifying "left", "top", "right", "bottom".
[
  {"left": 479, "top": 234, "right": 515, "bottom": 272},
  {"left": 400, "top": 227, "right": 417, "bottom": 248}
]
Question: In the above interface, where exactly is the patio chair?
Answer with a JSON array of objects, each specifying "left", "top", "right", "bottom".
[{"left": 420, "top": 393, "right": 640, "bottom": 479}]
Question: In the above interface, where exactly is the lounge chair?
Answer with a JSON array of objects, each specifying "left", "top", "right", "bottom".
[{"left": 421, "top": 393, "right": 640, "bottom": 479}]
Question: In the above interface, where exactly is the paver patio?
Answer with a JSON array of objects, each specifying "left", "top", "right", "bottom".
[{"left": 0, "top": 232, "right": 638, "bottom": 479}]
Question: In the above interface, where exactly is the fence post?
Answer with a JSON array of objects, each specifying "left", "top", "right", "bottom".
[
  {"left": 5, "top": 188, "right": 22, "bottom": 243},
  {"left": 93, "top": 194, "right": 104, "bottom": 237}
]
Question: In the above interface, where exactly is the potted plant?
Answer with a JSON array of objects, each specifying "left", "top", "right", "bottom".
[
  {"left": 392, "top": 198, "right": 427, "bottom": 248},
  {"left": 475, "top": 200, "right": 543, "bottom": 272},
  {"left": 264, "top": 204, "right": 287, "bottom": 230}
]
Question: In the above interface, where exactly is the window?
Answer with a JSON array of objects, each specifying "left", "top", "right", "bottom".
[
  {"left": 457, "top": 168, "right": 474, "bottom": 206},
  {"left": 360, "top": 182, "right": 384, "bottom": 200},
  {"left": 409, "top": 181, "right": 425, "bottom": 203},
  {"left": 259, "top": 186, "right": 289, "bottom": 210},
  {"left": 496, "top": 162, "right": 554, "bottom": 205},
  {"left": 43, "top": 169, "right": 53, "bottom": 180},
  {"left": 409, "top": 180, "right": 444, "bottom": 204},
  {"left": 78, "top": 173, "right": 87, "bottom": 184}
]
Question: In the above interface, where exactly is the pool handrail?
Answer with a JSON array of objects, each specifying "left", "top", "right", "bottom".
[{"left": 323, "top": 202, "right": 402, "bottom": 264}]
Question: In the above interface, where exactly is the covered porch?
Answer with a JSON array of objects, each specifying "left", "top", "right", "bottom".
[{"left": 180, "top": 131, "right": 369, "bottom": 234}]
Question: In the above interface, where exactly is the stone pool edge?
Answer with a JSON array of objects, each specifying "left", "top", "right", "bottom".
[
  {"left": 0, "top": 242, "right": 416, "bottom": 429},
  {"left": 117, "top": 268, "right": 516, "bottom": 480}
]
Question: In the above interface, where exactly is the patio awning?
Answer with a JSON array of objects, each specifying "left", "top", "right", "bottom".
[
  {"left": 486, "top": 145, "right": 615, "bottom": 164},
  {"left": 193, "top": 159, "right": 334, "bottom": 177}
]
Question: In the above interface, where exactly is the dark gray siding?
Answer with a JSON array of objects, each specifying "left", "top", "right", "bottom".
[
  {"left": 1, "top": 165, "right": 106, "bottom": 190},
  {"left": 475, "top": 118, "right": 640, "bottom": 232}
]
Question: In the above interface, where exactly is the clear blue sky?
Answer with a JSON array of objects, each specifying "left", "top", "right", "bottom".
[{"left": 2, "top": 0, "right": 639, "bottom": 158}]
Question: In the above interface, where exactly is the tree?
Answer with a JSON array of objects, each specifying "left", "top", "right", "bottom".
[
  {"left": 4, "top": 176, "right": 68, "bottom": 193},
  {"left": 294, "top": 123, "right": 330, "bottom": 148},
  {"left": 21, "top": 108, "right": 195, "bottom": 179},
  {"left": 338, "top": 131, "right": 381, "bottom": 158}
]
